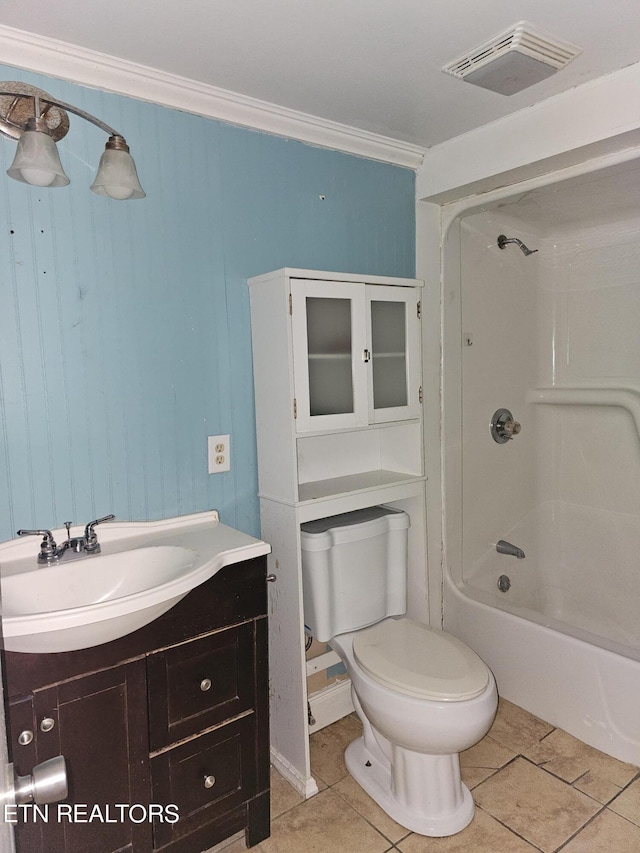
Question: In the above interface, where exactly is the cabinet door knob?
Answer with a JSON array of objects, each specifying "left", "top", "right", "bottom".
[
  {"left": 266, "top": 574, "right": 277, "bottom": 583},
  {"left": 40, "top": 718, "right": 55, "bottom": 733},
  {"left": 200, "top": 678, "right": 212, "bottom": 692},
  {"left": 18, "top": 730, "right": 33, "bottom": 746},
  {"left": 203, "top": 774, "right": 216, "bottom": 789}
]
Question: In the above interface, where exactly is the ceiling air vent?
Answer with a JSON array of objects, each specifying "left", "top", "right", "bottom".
[{"left": 442, "top": 21, "right": 582, "bottom": 95}]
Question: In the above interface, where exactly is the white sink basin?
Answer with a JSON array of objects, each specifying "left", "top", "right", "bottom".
[
  {"left": 0, "top": 512, "right": 270, "bottom": 654},
  {"left": 2, "top": 546, "right": 198, "bottom": 654}
]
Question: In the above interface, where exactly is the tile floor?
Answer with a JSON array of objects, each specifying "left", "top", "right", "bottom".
[{"left": 215, "top": 699, "right": 640, "bottom": 852}]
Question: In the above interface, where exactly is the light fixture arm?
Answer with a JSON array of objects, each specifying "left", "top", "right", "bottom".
[
  {"left": 1, "top": 89, "right": 123, "bottom": 140},
  {"left": 36, "top": 95, "right": 122, "bottom": 139},
  {"left": 0, "top": 82, "right": 145, "bottom": 199}
]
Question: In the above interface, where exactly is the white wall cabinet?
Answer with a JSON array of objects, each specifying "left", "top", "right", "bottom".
[
  {"left": 248, "top": 268, "right": 428, "bottom": 798},
  {"left": 291, "top": 280, "right": 422, "bottom": 431}
]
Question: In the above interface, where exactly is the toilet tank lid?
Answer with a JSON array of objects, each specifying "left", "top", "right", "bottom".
[{"left": 300, "top": 506, "right": 409, "bottom": 549}]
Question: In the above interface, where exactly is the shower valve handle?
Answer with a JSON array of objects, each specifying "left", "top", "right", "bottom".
[
  {"left": 491, "top": 408, "right": 521, "bottom": 444},
  {"left": 503, "top": 419, "right": 521, "bottom": 438}
]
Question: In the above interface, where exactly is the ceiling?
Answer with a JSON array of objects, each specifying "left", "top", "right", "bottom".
[{"left": 1, "top": 0, "right": 640, "bottom": 151}]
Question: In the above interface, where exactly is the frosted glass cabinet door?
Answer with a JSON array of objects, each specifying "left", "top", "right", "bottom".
[
  {"left": 291, "top": 281, "right": 368, "bottom": 431},
  {"left": 366, "top": 285, "right": 421, "bottom": 423}
]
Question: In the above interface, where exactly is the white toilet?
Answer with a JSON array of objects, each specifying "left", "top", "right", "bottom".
[{"left": 301, "top": 506, "right": 498, "bottom": 837}]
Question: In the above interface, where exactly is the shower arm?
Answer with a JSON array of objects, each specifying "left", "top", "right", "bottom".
[{"left": 497, "top": 234, "right": 538, "bottom": 256}]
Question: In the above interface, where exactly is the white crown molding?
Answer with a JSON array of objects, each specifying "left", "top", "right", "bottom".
[{"left": 0, "top": 24, "right": 425, "bottom": 170}]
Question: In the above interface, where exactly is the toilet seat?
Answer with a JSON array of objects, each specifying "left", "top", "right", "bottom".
[{"left": 352, "top": 618, "right": 490, "bottom": 701}]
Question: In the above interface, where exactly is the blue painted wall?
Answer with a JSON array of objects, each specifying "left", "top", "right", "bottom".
[{"left": 0, "top": 66, "right": 415, "bottom": 542}]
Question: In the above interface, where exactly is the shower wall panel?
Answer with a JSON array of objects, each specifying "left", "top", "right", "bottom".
[
  {"left": 460, "top": 189, "right": 640, "bottom": 601},
  {"left": 536, "top": 217, "right": 640, "bottom": 550},
  {"left": 459, "top": 214, "right": 539, "bottom": 580}
]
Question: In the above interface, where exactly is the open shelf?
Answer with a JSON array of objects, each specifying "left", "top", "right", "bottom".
[
  {"left": 298, "top": 470, "right": 425, "bottom": 503},
  {"left": 296, "top": 421, "right": 423, "bottom": 502}
]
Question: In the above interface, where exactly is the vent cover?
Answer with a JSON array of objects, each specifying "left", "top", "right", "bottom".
[{"left": 442, "top": 21, "right": 582, "bottom": 95}]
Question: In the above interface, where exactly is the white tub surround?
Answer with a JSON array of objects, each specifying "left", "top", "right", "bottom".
[{"left": 441, "top": 154, "right": 640, "bottom": 765}]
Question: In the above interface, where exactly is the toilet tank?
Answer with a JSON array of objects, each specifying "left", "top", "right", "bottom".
[{"left": 300, "top": 506, "right": 410, "bottom": 643}]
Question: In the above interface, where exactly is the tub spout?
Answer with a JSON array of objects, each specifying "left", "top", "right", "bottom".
[{"left": 496, "top": 540, "right": 525, "bottom": 559}]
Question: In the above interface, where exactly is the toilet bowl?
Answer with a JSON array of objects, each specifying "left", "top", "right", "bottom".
[
  {"left": 300, "top": 506, "right": 498, "bottom": 836},
  {"left": 331, "top": 619, "right": 497, "bottom": 836}
]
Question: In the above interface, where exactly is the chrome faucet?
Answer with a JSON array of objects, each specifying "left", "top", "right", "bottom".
[
  {"left": 17, "top": 514, "right": 115, "bottom": 564},
  {"left": 83, "top": 514, "right": 116, "bottom": 553},
  {"left": 16, "top": 528, "right": 60, "bottom": 563}
]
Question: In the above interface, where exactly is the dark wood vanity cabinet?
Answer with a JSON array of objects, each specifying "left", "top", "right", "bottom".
[
  {"left": 7, "top": 661, "right": 151, "bottom": 853},
  {"left": 4, "top": 555, "right": 270, "bottom": 853}
]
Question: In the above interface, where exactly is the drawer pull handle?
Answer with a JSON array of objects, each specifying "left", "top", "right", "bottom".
[
  {"left": 200, "top": 678, "right": 212, "bottom": 692},
  {"left": 40, "top": 718, "right": 55, "bottom": 733},
  {"left": 204, "top": 775, "right": 216, "bottom": 789}
]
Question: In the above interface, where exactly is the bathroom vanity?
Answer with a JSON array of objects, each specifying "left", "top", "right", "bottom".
[{"left": 4, "top": 548, "right": 270, "bottom": 853}]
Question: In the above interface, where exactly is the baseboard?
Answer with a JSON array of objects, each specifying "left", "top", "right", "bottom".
[
  {"left": 308, "top": 678, "right": 355, "bottom": 734},
  {"left": 270, "top": 746, "right": 319, "bottom": 799},
  {"left": 270, "top": 680, "right": 355, "bottom": 797}
]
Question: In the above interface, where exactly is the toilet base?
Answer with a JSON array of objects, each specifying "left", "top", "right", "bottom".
[{"left": 345, "top": 736, "right": 475, "bottom": 837}]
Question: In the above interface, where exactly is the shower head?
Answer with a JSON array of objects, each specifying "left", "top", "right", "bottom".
[{"left": 497, "top": 234, "right": 538, "bottom": 256}]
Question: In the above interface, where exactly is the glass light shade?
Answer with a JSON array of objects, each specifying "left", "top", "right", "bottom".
[
  {"left": 7, "top": 129, "right": 70, "bottom": 187},
  {"left": 90, "top": 147, "right": 145, "bottom": 200}
]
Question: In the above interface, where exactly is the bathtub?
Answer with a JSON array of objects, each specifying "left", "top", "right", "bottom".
[
  {"left": 440, "top": 155, "right": 640, "bottom": 767},
  {"left": 445, "top": 500, "right": 640, "bottom": 766}
]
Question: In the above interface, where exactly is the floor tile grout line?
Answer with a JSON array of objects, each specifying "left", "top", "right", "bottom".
[
  {"left": 618, "top": 768, "right": 640, "bottom": 791},
  {"left": 305, "top": 708, "right": 640, "bottom": 853},
  {"left": 600, "top": 802, "right": 640, "bottom": 832},
  {"left": 476, "top": 752, "right": 640, "bottom": 853},
  {"left": 570, "top": 768, "right": 596, "bottom": 787},
  {"left": 534, "top": 728, "right": 640, "bottom": 794},
  {"left": 552, "top": 800, "right": 611, "bottom": 853},
  {"left": 514, "top": 752, "right": 606, "bottom": 793},
  {"left": 539, "top": 727, "right": 559, "bottom": 744},
  {"left": 533, "top": 757, "right": 640, "bottom": 805},
  {"left": 473, "top": 804, "right": 545, "bottom": 851},
  {"left": 470, "top": 751, "right": 523, "bottom": 790},
  {"left": 470, "top": 752, "right": 617, "bottom": 852},
  {"left": 327, "top": 772, "right": 413, "bottom": 847},
  {"left": 538, "top": 762, "right": 595, "bottom": 788},
  {"left": 270, "top": 780, "right": 397, "bottom": 852}
]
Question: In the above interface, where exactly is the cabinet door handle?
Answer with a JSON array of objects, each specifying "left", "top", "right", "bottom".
[
  {"left": 40, "top": 718, "right": 55, "bottom": 733},
  {"left": 266, "top": 573, "right": 277, "bottom": 583},
  {"left": 18, "top": 731, "right": 33, "bottom": 746},
  {"left": 200, "top": 678, "right": 212, "bottom": 692},
  {"left": 363, "top": 349, "right": 371, "bottom": 363},
  {"left": 204, "top": 774, "right": 216, "bottom": 789}
]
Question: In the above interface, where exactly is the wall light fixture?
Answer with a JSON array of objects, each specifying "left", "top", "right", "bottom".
[{"left": 0, "top": 81, "right": 145, "bottom": 200}]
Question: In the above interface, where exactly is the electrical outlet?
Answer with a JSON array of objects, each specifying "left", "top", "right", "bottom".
[{"left": 208, "top": 434, "right": 231, "bottom": 473}]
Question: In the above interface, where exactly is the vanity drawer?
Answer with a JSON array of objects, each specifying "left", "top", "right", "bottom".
[
  {"left": 151, "top": 715, "right": 256, "bottom": 850},
  {"left": 148, "top": 621, "right": 256, "bottom": 750}
]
